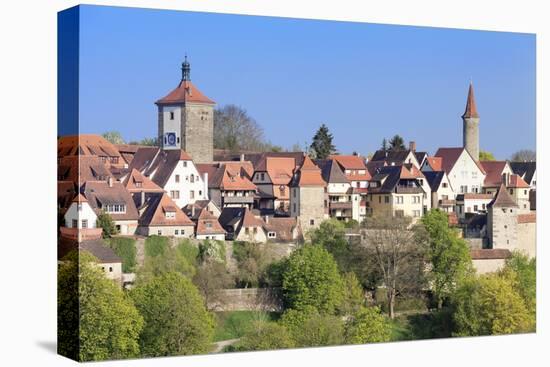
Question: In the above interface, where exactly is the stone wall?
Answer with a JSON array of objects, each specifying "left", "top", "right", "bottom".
[
  {"left": 517, "top": 221, "right": 536, "bottom": 258},
  {"left": 209, "top": 288, "right": 283, "bottom": 312},
  {"left": 182, "top": 103, "right": 214, "bottom": 164},
  {"left": 297, "top": 186, "right": 327, "bottom": 234},
  {"left": 488, "top": 207, "right": 518, "bottom": 250},
  {"left": 463, "top": 117, "right": 480, "bottom": 161},
  {"left": 472, "top": 258, "right": 506, "bottom": 274}
]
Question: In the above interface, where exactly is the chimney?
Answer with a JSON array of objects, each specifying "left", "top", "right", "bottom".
[
  {"left": 409, "top": 141, "right": 416, "bottom": 152},
  {"left": 140, "top": 191, "right": 145, "bottom": 207},
  {"left": 191, "top": 205, "right": 195, "bottom": 218},
  {"left": 108, "top": 176, "right": 113, "bottom": 187},
  {"left": 203, "top": 172, "right": 209, "bottom": 200},
  {"left": 264, "top": 215, "right": 269, "bottom": 224},
  {"left": 240, "top": 154, "right": 245, "bottom": 162}
]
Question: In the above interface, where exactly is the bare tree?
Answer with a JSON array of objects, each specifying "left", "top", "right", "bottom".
[
  {"left": 193, "top": 259, "right": 233, "bottom": 310},
  {"left": 360, "top": 215, "right": 427, "bottom": 319},
  {"left": 511, "top": 149, "right": 536, "bottom": 162},
  {"left": 214, "top": 105, "right": 266, "bottom": 152}
]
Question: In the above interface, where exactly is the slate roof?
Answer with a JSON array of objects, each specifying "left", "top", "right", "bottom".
[
  {"left": 510, "top": 162, "right": 536, "bottom": 185},
  {"left": 488, "top": 184, "right": 518, "bottom": 208},
  {"left": 434, "top": 147, "right": 486, "bottom": 175},
  {"left": 58, "top": 238, "right": 121, "bottom": 264},
  {"left": 371, "top": 149, "right": 416, "bottom": 166},
  {"left": 315, "top": 159, "right": 349, "bottom": 184},
  {"left": 369, "top": 165, "right": 423, "bottom": 194},
  {"left": 156, "top": 80, "right": 215, "bottom": 105},
  {"left": 182, "top": 200, "right": 219, "bottom": 221},
  {"left": 139, "top": 193, "right": 194, "bottom": 227},
  {"left": 128, "top": 147, "right": 193, "bottom": 188},
  {"left": 423, "top": 171, "right": 446, "bottom": 191}
]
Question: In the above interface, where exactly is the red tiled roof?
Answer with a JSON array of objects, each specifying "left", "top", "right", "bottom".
[
  {"left": 462, "top": 83, "right": 479, "bottom": 119},
  {"left": 400, "top": 164, "right": 425, "bottom": 179},
  {"left": 266, "top": 157, "right": 295, "bottom": 185},
  {"left": 517, "top": 213, "right": 536, "bottom": 224},
  {"left": 293, "top": 155, "right": 326, "bottom": 187},
  {"left": 479, "top": 161, "right": 508, "bottom": 187},
  {"left": 470, "top": 249, "right": 511, "bottom": 260},
  {"left": 140, "top": 193, "right": 194, "bottom": 227},
  {"left": 329, "top": 154, "right": 367, "bottom": 170},
  {"left": 156, "top": 80, "right": 215, "bottom": 105},
  {"left": 72, "top": 193, "right": 88, "bottom": 203},
  {"left": 462, "top": 193, "right": 494, "bottom": 200},
  {"left": 241, "top": 208, "right": 264, "bottom": 228},
  {"left": 124, "top": 169, "right": 164, "bottom": 193},
  {"left": 425, "top": 157, "right": 442, "bottom": 171},
  {"left": 196, "top": 208, "right": 226, "bottom": 235},
  {"left": 434, "top": 147, "right": 485, "bottom": 175},
  {"left": 509, "top": 174, "right": 530, "bottom": 188}
]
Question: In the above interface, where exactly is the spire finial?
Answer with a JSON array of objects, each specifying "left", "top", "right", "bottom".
[{"left": 181, "top": 54, "right": 191, "bottom": 81}]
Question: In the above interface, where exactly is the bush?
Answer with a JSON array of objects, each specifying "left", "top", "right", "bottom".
[
  {"left": 281, "top": 306, "right": 344, "bottom": 347},
  {"left": 232, "top": 321, "right": 294, "bottom": 351},
  {"left": 344, "top": 306, "right": 392, "bottom": 344},
  {"left": 177, "top": 239, "right": 199, "bottom": 266},
  {"left": 107, "top": 237, "right": 137, "bottom": 273},
  {"left": 144, "top": 235, "right": 169, "bottom": 257},
  {"left": 232, "top": 241, "right": 271, "bottom": 288},
  {"left": 96, "top": 211, "right": 118, "bottom": 238},
  {"left": 199, "top": 240, "right": 226, "bottom": 263}
]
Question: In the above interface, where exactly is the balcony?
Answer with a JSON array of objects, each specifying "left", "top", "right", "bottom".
[
  {"left": 222, "top": 195, "right": 255, "bottom": 204},
  {"left": 439, "top": 199, "right": 456, "bottom": 207},
  {"left": 329, "top": 201, "right": 352, "bottom": 210}
]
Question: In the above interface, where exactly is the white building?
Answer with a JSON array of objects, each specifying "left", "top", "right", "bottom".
[{"left": 431, "top": 147, "right": 485, "bottom": 195}]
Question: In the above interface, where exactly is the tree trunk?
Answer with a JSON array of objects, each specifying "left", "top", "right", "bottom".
[
  {"left": 388, "top": 289, "right": 396, "bottom": 319},
  {"left": 437, "top": 297, "right": 443, "bottom": 310}
]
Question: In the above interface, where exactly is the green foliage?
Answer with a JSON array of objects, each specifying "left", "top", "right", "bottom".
[
  {"left": 422, "top": 209, "right": 473, "bottom": 308},
  {"left": 281, "top": 306, "right": 344, "bottom": 347},
  {"left": 199, "top": 240, "right": 226, "bottom": 263},
  {"left": 343, "top": 219, "right": 360, "bottom": 229},
  {"left": 128, "top": 137, "right": 157, "bottom": 146},
  {"left": 309, "top": 123, "right": 337, "bottom": 159},
  {"left": 102, "top": 131, "right": 125, "bottom": 145},
  {"left": 144, "top": 235, "right": 169, "bottom": 257},
  {"left": 107, "top": 237, "right": 137, "bottom": 273},
  {"left": 479, "top": 150, "right": 496, "bottom": 161},
  {"left": 309, "top": 219, "right": 350, "bottom": 270},
  {"left": 344, "top": 306, "right": 392, "bottom": 344},
  {"left": 177, "top": 239, "right": 200, "bottom": 267},
  {"left": 130, "top": 272, "right": 214, "bottom": 357},
  {"left": 193, "top": 260, "right": 233, "bottom": 307},
  {"left": 339, "top": 272, "right": 365, "bottom": 316},
  {"left": 232, "top": 321, "right": 295, "bottom": 351},
  {"left": 232, "top": 241, "right": 271, "bottom": 288},
  {"left": 388, "top": 134, "right": 405, "bottom": 151},
  {"left": 96, "top": 211, "right": 118, "bottom": 238},
  {"left": 139, "top": 238, "right": 195, "bottom": 283},
  {"left": 282, "top": 245, "right": 344, "bottom": 314},
  {"left": 503, "top": 251, "right": 536, "bottom": 315},
  {"left": 452, "top": 272, "right": 533, "bottom": 336},
  {"left": 264, "top": 258, "right": 288, "bottom": 288},
  {"left": 214, "top": 311, "right": 280, "bottom": 341},
  {"left": 58, "top": 251, "right": 143, "bottom": 361}
]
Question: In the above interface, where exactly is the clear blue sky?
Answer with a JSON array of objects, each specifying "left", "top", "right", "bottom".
[{"left": 77, "top": 5, "right": 535, "bottom": 159}]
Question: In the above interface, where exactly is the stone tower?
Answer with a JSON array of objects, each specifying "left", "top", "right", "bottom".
[
  {"left": 462, "top": 82, "right": 480, "bottom": 161},
  {"left": 155, "top": 57, "right": 215, "bottom": 163},
  {"left": 487, "top": 183, "right": 518, "bottom": 250}
]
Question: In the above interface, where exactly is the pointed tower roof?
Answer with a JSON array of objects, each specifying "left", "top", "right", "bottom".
[
  {"left": 489, "top": 183, "right": 518, "bottom": 208},
  {"left": 156, "top": 58, "right": 215, "bottom": 105},
  {"left": 291, "top": 155, "right": 326, "bottom": 187},
  {"left": 462, "top": 82, "right": 479, "bottom": 119}
]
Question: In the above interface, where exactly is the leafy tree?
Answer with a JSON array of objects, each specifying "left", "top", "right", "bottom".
[
  {"left": 138, "top": 241, "right": 195, "bottom": 284},
  {"left": 344, "top": 306, "right": 392, "bottom": 344},
  {"left": 421, "top": 209, "right": 473, "bottom": 309},
  {"left": 102, "top": 131, "right": 125, "bottom": 145},
  {"left": 214, "top": 104, "right": 265, "bottom": 152},
  {"left": 479, "top": 150, "right": 496, "bottom": 161},
  {"left": 361, "top": 215, "right": 427, "bottom": 318},
  {"left": 232, "top": 241, "right": 272, "bottom": 288},
  {"left": 107, "top": 237, "right": 137, "bottom": 273},
  {"left": 511, "top": 149, "right": 536, "bottom": 162},
  {"left": 503, "top": 251, "right": 536, "bottom": 315},
  {"left": 281, "top": 306, "right": 344, "bottom": 347},
  {"left": 233, "top": 321, "right": 295, "bottom": 351},
  {"left": 388, "top": 134, "right": 406, "bottom": 151},
  {"left": 199, "top": 239, "right": 226, "bottom": 263},
  {"left": 282, "top": 245, "right": 344, "bottom": 314},
  {"left": 339, "top": 272, "right": 365, "bottom": 316},
  {"left": 193, "top": 260, "right": 233, "bottom": 308},
  {"left": 309, "top": 219, "right": 350, "bottom": 270},
  {"left": 96, "top": 211, "right": 118, "bottom": 238},
  {"left": 130, "top": 272, "right": 215, "bottom": 357},
  {"left": 58, "top": 251, "right": 143, "bottom": 361},
  {"left": 144, "top": 235, "right": 169, "bottom": 257},
  {"left": 309, "top": 123, "right": 337, "bottom": 159},
  {"left": 452, "top": 272, "right": 533, "bottom": 336}
]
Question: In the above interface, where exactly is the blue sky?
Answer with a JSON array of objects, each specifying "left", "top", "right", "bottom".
[{"left": 77, "top": 5, "right": 535, "bottom": 159}]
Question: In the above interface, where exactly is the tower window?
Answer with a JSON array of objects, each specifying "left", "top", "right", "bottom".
[{"left": 169, "top": 111, "right": 175, "bottom": 120}]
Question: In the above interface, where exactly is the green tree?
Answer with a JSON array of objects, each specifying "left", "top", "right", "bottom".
[
  {"left": 107, "top": 237, "right": 137, "bottom": 273},
  {"left": 233, "top": 321, "right": 295, "bottom": 351},
  {"left": 479, "top": 150, "right": 496, "bottom": 161},
  {"left": 131, "top": 272, "right": 215, "bottom": 357},
  {"left": 138, "top": 239, "right": 195, "bottom": 283},
  {"left": 452, "top": 272, "right": 532, "bottom": 336},
  {"left": 282, "top": 245, "right": 344, "bottom": 314},
  {"left": 102, "top": 131, "right": 125, "bottom": 145},
  {"left": 281, "top": 306, "right": 344, "bottom": 347},
  {"left": 177, "top": 239, "right": 200, "bottom": 266},
  {"left": 421, "top": 209, "right": 473, "bottom": 308},
  {"left": 503, "top": 251, "right": 536, "bottom": 315},
  {"left": 58, "top": 251, "right": 143, "bottom": 361},
  {"left": 309, "top": 219, "right": 350, "bottom": 270},
  {"left": 339, "top": 272, "right": 365, "bottom": 316},
  {"left": 232, "top": 241, "right": 272, "bottom": 288},
  {"left": 96, "top": 211, "right": 118, "bottom": 238},
  {"left": 344, "top": 306, "right": 392, "bottom": 344},
  {"left": 309, "top": 123, "right": 337, "bottom": 159},
  {"left": 388, "top": 134, "right": 406, "bottom": 151}
]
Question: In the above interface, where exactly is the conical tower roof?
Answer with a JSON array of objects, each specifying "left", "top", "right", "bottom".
[
  {"left": 462, "top": 82, "right": 479, "bottom": 119},
  {"left": 489, "top": 183, "right": 518, "bottom": 208}
]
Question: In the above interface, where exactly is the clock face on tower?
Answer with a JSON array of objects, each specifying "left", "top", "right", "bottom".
[{"left": 165, "top": 132, "right": 177, "bottom": 147}]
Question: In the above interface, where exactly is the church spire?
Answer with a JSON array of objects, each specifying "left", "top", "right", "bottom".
[
  {"left": 462, "top": 82, "right": 479, "bottom": 119},
  {"left": 181, "top": 55, "right": 191, "bottom": 81}
]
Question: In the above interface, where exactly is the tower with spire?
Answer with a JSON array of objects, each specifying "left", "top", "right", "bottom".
[
  {"left": 155, "top": 56, "right": 216, "bottom": 164},
  {"left": 462, "top": 82, "right": 480, "bottom": 161}
]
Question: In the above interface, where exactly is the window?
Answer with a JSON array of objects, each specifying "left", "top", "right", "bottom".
[
  {"left": 175, "top": 175, "right": 180, "bottom": 183},
  {"left": 260, "top": 173, "right": 265, "bottom": 180},
  {"left": 509, "top": 189, "right": 513, "bottom": 195},
  {"left": 384, "top": 196, "right": 390, "bottom": 204},
  {"left": 190, "top": 175, "right": 195, "bottom": 183},
  {"left": 293, "top": 203, "right": 296, "bottom": 212},
  {"left": 72, "top": 219, "right": 78, "bottom": 228},
  {"left": 82, "top": 219, "right": 88, "bottom": 228},
  {"left": 175, "top": 229, "right": 179, "bottom": 235},
  {"left": 157, "top": 230, "right": 162, "bottom": 235},
  {"left": 442, "top": 183, "right": 448, "bottom": 188},
  {"left": 199, "top": 190, "right": 202, "bottom": 196},
  {"left": 378, "top": 196, "right": 382, "bottom": 204},
  {"left": 109, "top": 267, "right": 113, "bottom": 272},
  {"left": 412, "top": 196, "right": 420, "bottom": 204},
  {"left": 474, "top": 205, "right": 478, "bottom": 211},
  {"left": 310, "top": 219, "right": 315, "bottom": 226},
  {"left": 413, "top": 210, "right": 421, "bottom": 217},
  {"left": 77, "top": 203, "right": 82, "bottom": 211},
  {"left": 395, "top": 196, "right": 403, "bottom": 204},
  {"left": 183, "top": 161, "right": 187, "bottom": 167},
  {"left": 206, "top": 222, "right": 212, "bottom": 229},
  {"left": 524, "top": 190, "right": 528, "bottom": 195},
  {"left": 293, "top": 189, "right": 296, "bottom": 198},
  {"left": 135, "top": 182, "right": 142, "bottom": 188},
  {"left": 169, "top": 111, "right": 174, "bottom": 120},
  {"left": 190, "top": 190, "right": 195, "bottom": 199},
  {"left": 170, "top": 191, "right": 180, "bottom": 199},
  {"left": 268, "top": 232, "right": 276, "bottom": 238}
]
